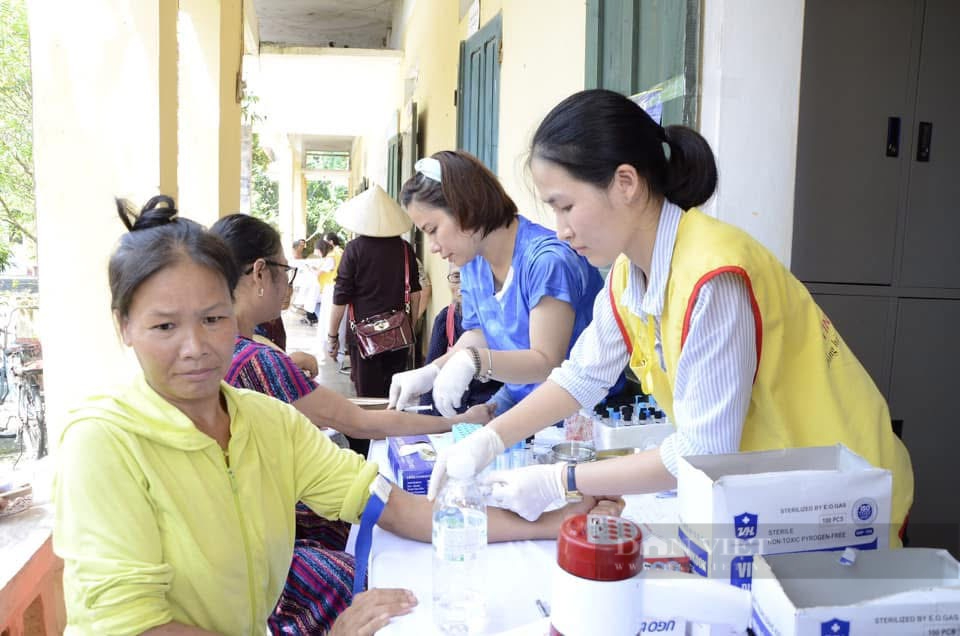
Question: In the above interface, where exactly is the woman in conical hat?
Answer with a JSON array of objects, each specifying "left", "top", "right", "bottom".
[{"left": 323, "top": 185, "right": 421, "bottom": 456}]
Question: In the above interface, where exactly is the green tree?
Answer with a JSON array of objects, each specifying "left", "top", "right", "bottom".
[
  {"left": 249, "top": 132, "right": 279, "bottom": 227},
  {"left": 0, "top": 0, "right": 36, "bottom": 272},
  {"left": 306, "top": 179, "right": 347, "bottom": 240}
]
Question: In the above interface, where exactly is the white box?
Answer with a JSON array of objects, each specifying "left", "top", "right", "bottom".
[
  {"left": 594, "top": 420, "right": 674, "bottom": 451},
  {"left": 751, "top": 548, "right": 960, "bottom": 635},
  {"left": 677, "top": 445, "right": 892, "bottom": 590}
]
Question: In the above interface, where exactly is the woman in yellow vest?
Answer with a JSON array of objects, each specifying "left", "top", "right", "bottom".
[
  {"left": 316, "top": 231, "right": 345, "bottom": 359},
  {"left": 428, "top": 89, "right": 913, "bottom": 545}
]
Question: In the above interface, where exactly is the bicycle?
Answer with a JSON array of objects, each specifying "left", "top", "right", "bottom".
[{"left": 0, "top": 304, "right": 46, "bottom": 460}]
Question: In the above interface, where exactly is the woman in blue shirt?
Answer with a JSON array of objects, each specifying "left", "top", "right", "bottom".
[{"left": 389, "top": 150, "right": 613, "bottom": 417}]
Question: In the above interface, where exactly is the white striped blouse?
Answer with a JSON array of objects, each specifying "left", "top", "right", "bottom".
[{"left": 549, "top": 200, "right": 758, "bottom": 476}]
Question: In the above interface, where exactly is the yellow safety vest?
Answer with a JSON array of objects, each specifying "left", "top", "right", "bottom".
[
  {"left": 610, "top": 209, "right": 913, "bottom": 545},
  {"left": 318, "top": 246, "right": 343, "bottom": 289}
]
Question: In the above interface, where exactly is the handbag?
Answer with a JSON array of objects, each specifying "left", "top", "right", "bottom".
[{"left": 349, "top": 245, "right": 414, "bottom": 359}]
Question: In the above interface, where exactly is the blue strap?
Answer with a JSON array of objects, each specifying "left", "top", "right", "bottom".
[{"left": 353, "top": 490, "right": 387, "bottom": 597}]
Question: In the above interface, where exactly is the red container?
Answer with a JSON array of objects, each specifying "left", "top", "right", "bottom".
[
  {"left": 556, "top": 513, "right": 644, "bottom": 581},
  {"left": 551, "top": 514, "right": 645, "bottom": 635}
]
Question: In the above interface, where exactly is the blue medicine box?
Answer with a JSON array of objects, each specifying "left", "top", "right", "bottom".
[{"left": 387, "top": 435, "right": 437, "bottom": 495}]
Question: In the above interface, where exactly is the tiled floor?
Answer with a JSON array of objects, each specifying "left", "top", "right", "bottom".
[{"left": 282, "top": 309, "right": 356, "bottom": 398}]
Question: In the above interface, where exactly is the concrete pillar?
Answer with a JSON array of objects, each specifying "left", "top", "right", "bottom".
[
  {"left": 277, "top": 140, "right": 295, "bottom": 250},
  {"left": 294, "top": 171, "right": 307, "bottom": 240},
  {"left": 28, "top": 0, "right": 179, "bottom": 445},
  {"left": 178, "top": 0, "right": 242, "bottom": 224}
]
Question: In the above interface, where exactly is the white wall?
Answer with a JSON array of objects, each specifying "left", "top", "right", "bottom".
[{"left": 699, "top": 0, "right": 805, "bottom": 267}]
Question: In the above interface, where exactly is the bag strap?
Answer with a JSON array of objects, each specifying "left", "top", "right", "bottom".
[
  {"left": 348, "top": 243, "right": 412, "bottom": 330},
  {"left": 446, "top": 302, "right": 457, "bottom": 348},
  {"left": 403, "top": 245, "right": 411, "bottom": 314}
]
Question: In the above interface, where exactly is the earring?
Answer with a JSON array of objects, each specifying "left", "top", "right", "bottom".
[{"left": 258, "top": 288, "right": 264, "bottom": 297}]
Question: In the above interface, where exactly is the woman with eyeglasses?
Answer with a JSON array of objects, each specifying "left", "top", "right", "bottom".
[{"left": 389, "top": 150, "right": 621, "bottom": 421}]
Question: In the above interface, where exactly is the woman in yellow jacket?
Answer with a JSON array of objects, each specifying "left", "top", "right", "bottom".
[{"left": 428, "top": 89, "right": 913, "bottom": 546}]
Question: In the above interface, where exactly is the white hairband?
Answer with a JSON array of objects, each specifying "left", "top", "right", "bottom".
[{"left": 414, "top": 157, "right": 442, "bottom": 183}]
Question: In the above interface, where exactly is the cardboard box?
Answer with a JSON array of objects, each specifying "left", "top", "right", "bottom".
[
  {"left": 677, "top": 445, "right": 892, "bottom": 590},
  {"left": 639, "top": 521, "right": 691, "bottom": 573},
  {"left": 751, "top": 548, "right": 960, "bottom": 635},
  {"left": 386, "top": 435, "right": 437, "bottom": 495}
]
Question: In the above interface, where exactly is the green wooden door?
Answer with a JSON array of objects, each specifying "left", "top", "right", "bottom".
[
  {"left": 585, "top": 0, "right": 701, "bottom": 127},
  {"left": 386, "top": 133, "right": 401, "bottom": 200},
  {"left": 457, "top": 13, "right": 501, "bottom": 172}
]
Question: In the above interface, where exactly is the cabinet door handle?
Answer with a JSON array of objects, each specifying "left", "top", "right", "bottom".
[
  {"left": 916, "top": 122, "right": 933, "bottom": 162},
  {"left": 886, "top": 116, "right": 900, "bottom": 157}
]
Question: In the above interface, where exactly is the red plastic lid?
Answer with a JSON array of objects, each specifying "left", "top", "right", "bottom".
[{"left": 556, "top": 514, "right": 643, "bottom": 581}]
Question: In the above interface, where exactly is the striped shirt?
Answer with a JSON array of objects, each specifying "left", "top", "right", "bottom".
[
  {"left": 226, "top": 336, "right": 317, "bottom": 403},
  {"left": 549, "top": 200, "right": 757, "bottom": 476}
]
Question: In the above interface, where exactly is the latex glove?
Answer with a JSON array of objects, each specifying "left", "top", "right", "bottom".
[
  {"left": 388, "top": 363, "right": 440, "bottom": 410},
  {"left": 427, "top": 426, "right": 504, "bottom": 501},
  {"left": 433, "top": 350, "right": 476, "bottom": 417},
  {"left": 482, "top": 463, "right": 565, "bottom": 522}
]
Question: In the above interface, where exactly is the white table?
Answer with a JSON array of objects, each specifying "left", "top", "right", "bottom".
[{"left": 349, "top": 436, "right": 681, "bottom": 636}]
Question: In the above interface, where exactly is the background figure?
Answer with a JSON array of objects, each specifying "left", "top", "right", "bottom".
[
  {"left": 325, "top": 186, "right": 421, "bottom": 454},
  {"left": 292, "top": 239, "right": 323, "bottom": 325},
  {"left": 413, "top": 255, "right": 432, "bottom": 367},
  {"left": 420, "top": 264, "right": 501, "bottom": 414},
  {"left": 317, "top": 232, "right": 346, "bottom": 366}
]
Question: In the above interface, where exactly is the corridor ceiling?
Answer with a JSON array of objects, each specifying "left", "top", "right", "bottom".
[{"left": 252, "top": 0, "right": 396, "bottom": 49}]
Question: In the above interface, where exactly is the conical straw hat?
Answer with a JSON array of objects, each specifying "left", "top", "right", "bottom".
[{"left": 334, "top": 185, "right": 412, "bottom": 238}]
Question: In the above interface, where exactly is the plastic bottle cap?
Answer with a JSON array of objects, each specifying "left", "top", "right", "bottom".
[{"left": 446, "top": 453, "right": 477, "bottom": 481}]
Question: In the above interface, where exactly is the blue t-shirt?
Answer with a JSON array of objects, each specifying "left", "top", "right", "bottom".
[{"left": 460, "top": 216, "right": 605, "bottom": 404}]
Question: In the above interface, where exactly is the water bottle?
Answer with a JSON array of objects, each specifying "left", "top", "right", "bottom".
[{"left": 432, "top": 454, "right": 487, "bottom": 634}]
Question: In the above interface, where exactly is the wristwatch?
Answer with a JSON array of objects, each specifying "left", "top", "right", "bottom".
[{"left": 563, "top": 463, "right": 583, "bottom": 502}]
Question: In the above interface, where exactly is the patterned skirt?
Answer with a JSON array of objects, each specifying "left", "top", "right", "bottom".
[{"left": 268, "top": 503, "right": 358, "bottom": 634}]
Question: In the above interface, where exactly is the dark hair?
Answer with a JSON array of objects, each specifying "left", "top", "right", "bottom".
[
  {"left": 530, "top": 89, "right": 717, "bottom": 210},
  {"left": 315, "top": 239, "right": 332, "bottom": 257},
  {"left": 292, "top": 238, "right": 305, "bottom": 250},
  {"left": 209, "top": 214, "right": 284, "bottom": 281},
  {"left": 323, "top": 232, "right": 343, "bottom": 248},
  {"left": 400, "top": 150, "right": 517, "bottom": 237},
  {"left": 110, "top": 195, "right": 239, "bottom": 318}
]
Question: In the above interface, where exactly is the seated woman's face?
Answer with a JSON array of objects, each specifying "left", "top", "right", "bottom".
[
  {"left": 447, "top": 268, "right": 461, "bottom": 303},
  {"left": 119, "top": 258, "right": 237, "bottom": 407},
  {"left": 263, "top": 251, "right": 294, "bottom": 317}
]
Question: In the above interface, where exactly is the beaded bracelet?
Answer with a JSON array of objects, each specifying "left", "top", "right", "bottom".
[{"left": 465, "top": 346, "right": 482, "bottom": 378}]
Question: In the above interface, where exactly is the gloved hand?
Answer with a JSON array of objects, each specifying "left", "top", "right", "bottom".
[
  {"left": 481, "top": 463, "right": 566, "bottom": 522},
  {"left": 427, "top": 426, "right": 505, "bottom": 500},
  {"left": 433, "top": 350, "right": 477, "bottom": 417},
  {"left": 388, "top": 363, "right": 440, "bottom": 410}
]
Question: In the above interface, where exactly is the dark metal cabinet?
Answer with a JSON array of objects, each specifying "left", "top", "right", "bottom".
[
  {"left": 899, "top": 0, "right": 960, "bottom": 288},
  {"left": 889, "top": 299, "right": 960, "bottom": 554},
  {"left": 795, "top": 0, "right": 960, "bottom": 556},
  {"left": 792, "top": 0, "right": 920, "bottom": 285}
]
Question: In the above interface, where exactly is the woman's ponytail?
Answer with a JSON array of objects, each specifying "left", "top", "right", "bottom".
[{"left": 662, "top": 126, "right": 718, "bottom": 210}]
